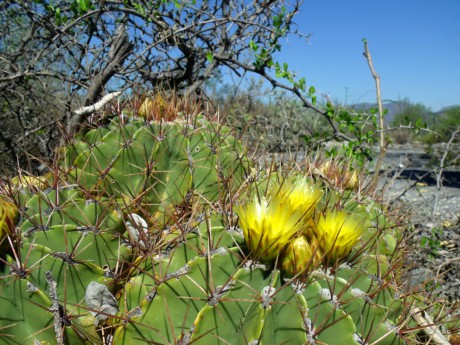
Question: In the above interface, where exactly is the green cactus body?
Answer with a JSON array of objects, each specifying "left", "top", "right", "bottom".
[{"left": 0, "top": 277, "right": 90, "bottom": 344}]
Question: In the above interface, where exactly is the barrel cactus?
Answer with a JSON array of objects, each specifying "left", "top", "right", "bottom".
[{"left": 0, "top": 106, "right": 439, "bottom": 344}]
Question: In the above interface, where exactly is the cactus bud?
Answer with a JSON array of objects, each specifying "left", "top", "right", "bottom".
[
  {"left": 138, "top": 97, "right": 155, "bottom": 119},
  {"left": 10, "top": 174, "right": 51, "bottom": 191},
  {"left": 281, "top": 236, "right": 322, "bottom": 277},
  {"left": 345, "top": 170, "right": 359, "bottom": 190},
  {"left": 317, "top": 159, "right": 359, "bottom": 190}
]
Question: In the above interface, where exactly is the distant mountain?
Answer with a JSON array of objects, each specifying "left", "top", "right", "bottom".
[
  {"left": 348, "top": 101, "right": 459, "bottom": 125},
  {"left": 349, "top": 100, "right": 410, "bottom": 125},
  {"left": 433, "top": 105, "right": 460, "bottom": 116}
]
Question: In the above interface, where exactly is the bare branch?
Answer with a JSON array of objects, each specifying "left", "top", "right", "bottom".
[
  {"left": 0, "top": 0, "right": 333, "bottom": 175},
  {"left": 74, "top": 91, "right": 122, "bottom": 116},
  {"left": 363, "top": 40, "right": 386, "bottom": 190},
  {"left": 214, "top": 53, "right": 353, "bottom": 143}
]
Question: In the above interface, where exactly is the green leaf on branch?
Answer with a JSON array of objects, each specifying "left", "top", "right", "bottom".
[
  {"left": 249, "top": 40, "right": 259, "bottom": 52},
  {"left": 297, "top": 77, "right": 306, "bottom": 91}
]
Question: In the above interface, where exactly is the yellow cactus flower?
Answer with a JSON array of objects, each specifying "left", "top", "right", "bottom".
[
  {"left": 281, "top": 235, "right": 322, "bottom": 277},
  {"left": 0, "top": 197, "right": 18, "bottom": 249},
  {"left": 236, "top": 196, "right": 304, "bottom": 261},
  {"left": 278, "top": 177, "right": 323, "bottom": 217},
  {"left": 315, "top": 210, "right": 367, "bottom": 263}
]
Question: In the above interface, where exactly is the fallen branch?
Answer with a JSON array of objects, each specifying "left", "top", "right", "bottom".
[{"left": 411, "top": 306, "right": 450, "bottom": 345}]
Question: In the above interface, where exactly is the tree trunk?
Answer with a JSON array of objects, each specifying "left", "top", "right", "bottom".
[{"left": 64, "top": 25, "right": 133, "bottom": 139}]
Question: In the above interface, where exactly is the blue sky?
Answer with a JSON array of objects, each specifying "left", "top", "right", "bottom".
[{"left": 276, "top": 0, "right": 460, "bottom": 111}]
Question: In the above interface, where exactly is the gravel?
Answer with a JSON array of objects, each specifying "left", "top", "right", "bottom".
[{"left": 379, "top": 171, "right": 460, "bottom": 303}]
